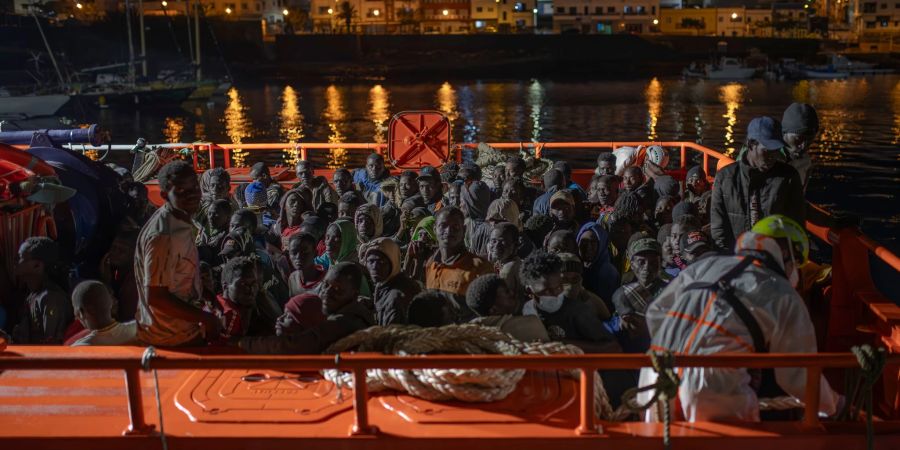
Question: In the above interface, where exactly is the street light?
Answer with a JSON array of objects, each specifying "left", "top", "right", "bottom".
[
  {"left": 225, "top": 6, "right": 232, "bottom": 14},
  {"left": 652, "top": 18, "right": 659, "bottom": 25},
  {"left": 731, "top": 12, "right": 738, "bottom": 19},
  {"left": 327, "top": 7, "right": 333, "bottom": 14},
  {"left": 161, "top": 0, "right": 167, "bottom": 6},
  {"left": 532, "top": 8, "right": 537, "bottom": 13},
  {"left": 75, "top": 2, "right": 83, "bottom": 8},
  {"left": 442, "top": 9, "right": 449, "bottom": 16},
  {"left": 283, "top": 8, "right": 289, "bottom": 15},
  {"left": 373, "top": 9, "right": 380, "bottom": 16}
]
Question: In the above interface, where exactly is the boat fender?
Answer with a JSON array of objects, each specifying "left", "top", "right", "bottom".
[{"left": 0, "top": 145, "right": 55, "bottom": 177}]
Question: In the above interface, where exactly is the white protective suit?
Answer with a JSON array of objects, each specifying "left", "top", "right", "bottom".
[{"left": 638, "top": 232, "right": 840, "bottom": 422}]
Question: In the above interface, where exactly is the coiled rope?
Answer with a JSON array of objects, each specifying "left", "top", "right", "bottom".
[
  {"left": 620, "top": 350, "right": 681, "bottom": 450},
  {"left": 837, "top": 345, "right": 887, "bottom": 450},
  {"left": 322, "top": 324, "right": 614, "bottom": 420},
  {"left": 141, "top": 346, "right": 168, "bottom": 450}
]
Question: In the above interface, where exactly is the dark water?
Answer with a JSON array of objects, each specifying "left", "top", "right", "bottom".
[{"left": 34, "top": 76, "right": 900, "bottom": 248}]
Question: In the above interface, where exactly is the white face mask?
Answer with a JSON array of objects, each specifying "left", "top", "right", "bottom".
[{"left": 536, "top": 294, "right": 565, "bottom": 313}]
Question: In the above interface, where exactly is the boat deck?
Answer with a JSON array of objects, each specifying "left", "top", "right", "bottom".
[{"left": 3, "top": 346, "right": 900, "bottom": 450}]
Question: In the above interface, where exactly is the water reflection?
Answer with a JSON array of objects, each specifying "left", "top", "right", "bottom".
[
  {"left": 368, "top": 85, "right": 390, "bottom": 144},
  {"left": 192, "top": 107, "right": 207, "bottom": 142},
  {"left": 485, "top": 83, "right": 509, "bottom": 139},
  {"left": 718, "top": 83, "right": 744, "bottom": 155},
  {"left": 223, "top": 87, "right": 253, "bottom": 167},
  {"left": 891, "top": 81, "right": 900, "bottom": 146},
  {"left": 645, "top": 78, "right": 662, "bottom": 141},
  {"left": 279, "top": 86, "right": 304, "bottom": 166},
  {"left": 323, "top": 85, "right": 348, "bottom": 168},
  {"left": 528, "top": 80, "right": 544, "bottom": 142},
  {"left": 162, "top": 117, "right": 184, "bottom": 143}
]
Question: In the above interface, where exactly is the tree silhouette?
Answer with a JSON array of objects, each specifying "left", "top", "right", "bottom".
[{"left": 338, "top": 1, "right": 355, "bottom": 34}]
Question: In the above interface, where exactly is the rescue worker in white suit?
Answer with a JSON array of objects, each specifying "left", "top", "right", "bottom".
[{"left": 638, "top": 214, "right": 841, "bottom": 422}]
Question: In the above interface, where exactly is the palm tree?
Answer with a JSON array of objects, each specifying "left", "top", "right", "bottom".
[{"left": 338, "top": 1, "right": 355, "bottom": 34}]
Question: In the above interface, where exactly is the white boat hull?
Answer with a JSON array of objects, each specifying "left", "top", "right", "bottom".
[
  {"left": 803, "top": 70, "right": 850, "bottom": 80},
  {"left": 0, "top": 94, "right": 70, "bottom": 119}
]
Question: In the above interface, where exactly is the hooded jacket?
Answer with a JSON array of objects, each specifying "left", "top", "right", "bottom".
[
  {"left": 486, "top": 198, "right": 523, "bottom": 231},
  {"left": 363, "top": 238, "right": 422, "bottom": 326},
  {"left": 710, "top": 155, "right": 805, "bottom": 251},
  {"left": 240, "top": 300, "right": 374, "bottom": 354},
  {"left": 355, "top": 203, "right": 384, "bottom": 244},
  {"left": 576, "top": 222, "right": 621, "bottom": 306},
  {"left": 462, "top": 180, "right": 495, "bottom": 256},
  {"left": 638, "top": 232, "right": 839, "bottom": 422},
  {"left": 315, "top": 219, "right": 359, "bottom": 268}
]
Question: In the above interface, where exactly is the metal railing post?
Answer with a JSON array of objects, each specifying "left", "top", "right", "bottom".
[
  {"left": 803, "top": 367, "right": 822, "bottom": 428},
  {"left": 576, "top": 368, "right": 599, "bottom": 435},
  {"left": 350, "top": 366, "right": 378, "bottom": 436},
  {"left": 122, "top": 368, "right": 155, "bottom": 435},
  {"left": 206, "top": 144, "right": 216, "bottom": 169}
]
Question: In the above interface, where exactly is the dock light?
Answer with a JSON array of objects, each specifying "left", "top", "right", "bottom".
[
  {"left": 731, "top": 12, "right": 738, "bottom": 19},
  {"left": 225, "top": 6, "right": 232, "bottom": 13},
  {"left": 327, "top": 7, "right": 333, "bottom": 13},
  {"left": 283, "top": 8, "right": 289, "bottom": 15},
  {"left": 653, "top": 18, "right": 658, "bottom": 25},
  {"left": 804, "top": 3, "right": 809, "bottom": 7},
  {"left": 76, "top": 2, "right": 83, "bottom": 8},
  {"left": 161, "top": 1, "right": 167, "bottom": 6},
  {"left": 532, "top": 8, "right": 537, "bottom": 13},
  {"left": 442, "top": 9, "right": 449, "bottom": 15},
  {"left": 373, "top": 9, "right": 379, "bottom": 16}
]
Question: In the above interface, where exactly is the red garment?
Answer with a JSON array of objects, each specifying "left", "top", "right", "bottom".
[
  {"left": 316, "top": 239, "right": 326, "bottom": 256},
  {"left": 283, "top": 294, "right": 326, "bottom": 331},
  {"left": 62, "top": 320, "right": 85, "bottom": 344},
  {"left": 280, "top": 224, "right": 302, "bottom": 250},
  {"left": 215, "top": 295, "right": 245, "bottom": 340}
]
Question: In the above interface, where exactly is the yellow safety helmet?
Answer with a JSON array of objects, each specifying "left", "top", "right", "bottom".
[{"left": 751, "top": 214, "right": 809, "bottom": 264}]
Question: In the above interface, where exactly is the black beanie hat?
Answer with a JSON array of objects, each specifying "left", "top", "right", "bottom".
[{"left": 782, "top": 103, "right": 819, "bottom": 135}]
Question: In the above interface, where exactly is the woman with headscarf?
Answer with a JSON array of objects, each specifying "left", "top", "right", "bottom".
[
  {"left": 361, "top": 237, "right": 422, "bottom": 326},
  {"left": 197, "top": 168, "right": 238, "bottom": 230},
  {"left": 403, "top": 215, "right": 437, "bottom": 282},
  {"left": 461, "top": 180, "right": 494, "bottom": 257},
  {"left": 355, "top": 203, "right": 384, "bottom": 246},
  {"left": 271, "top": 189, "right": 310, "bottom": 250},
  {"left": 577, "top": 221, "right": 621, "bottom": 310},
  {"left": 315, "top": 220, "right": 359, "bottom": 269}
]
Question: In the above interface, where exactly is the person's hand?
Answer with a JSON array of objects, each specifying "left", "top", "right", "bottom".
[
  {"left": 200, "top": 312, "right": 221, "bottom": 342},
  {"left": 620, "top": 314, "right": 640, "bottom": 332}
]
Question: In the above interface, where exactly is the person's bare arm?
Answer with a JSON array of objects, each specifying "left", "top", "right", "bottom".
[{"left": 147, "top": 286, "right": 218, "bottom": 337}]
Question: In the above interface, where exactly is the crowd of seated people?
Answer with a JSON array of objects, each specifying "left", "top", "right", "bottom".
[{"left": 0, "top": 103, "right": 841, "bottom": 422}]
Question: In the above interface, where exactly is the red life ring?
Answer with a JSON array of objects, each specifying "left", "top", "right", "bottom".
[{"left": 0, "top": 144, "right": 56, "bottom": 177}]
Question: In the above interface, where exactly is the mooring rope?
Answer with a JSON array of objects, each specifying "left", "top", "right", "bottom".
[{"left": 141, "top": 346, "right": 168, "bottom": 450}]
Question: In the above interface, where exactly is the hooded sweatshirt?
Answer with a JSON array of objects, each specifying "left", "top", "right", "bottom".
[
  {"left": 577, "top": 222, "right": 621, "bottom": 308},
  {"left": 486, "top": 198, "right": 523, "bottom": 231},
  {"left": 363, "top": 237, "right": 422, "bottom": 326},
  {"left": 274, "top": 189, "right": 308, "bottom": 249},
  {"left": 355, "top": 203, "right": 384, "bottom": 244},
  {"left": 462, "top": 180, "right": 494, "bottom": 256},
  {"left": 403, "top": 216, "right": 438, "bottom": 281}
]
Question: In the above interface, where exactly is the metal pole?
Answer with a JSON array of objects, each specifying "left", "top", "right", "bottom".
[
  {"left": 125, "top": 0, "right": 136, "bottom": 87},
  {"left": 139, "top": 0, "right": 148, "bottom": 77},
  {"left": 186, "top": 0, "right": 195, "bottom": 67},
  {"left": 29, "top": 7, "right": 66, "bottom": 90},
  {"left": 195, "top": 0, "right": 202, "bottom": 81}
]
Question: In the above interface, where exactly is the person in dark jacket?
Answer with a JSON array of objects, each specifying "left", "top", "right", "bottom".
[
  {"left": 711, "top": 116, "right": 805, "bottom": 251},
  {"left": 532, "top": 169, "right": 564, "bottom": 216},
  {"left": 781, "top": 103, "right": 819, "bottom": 191},
  {"left": 239, "top": 262, "right": 374, "bottom": 354},
  {"left": 362, "top": 237, "right": 421, "bottom": 326}
]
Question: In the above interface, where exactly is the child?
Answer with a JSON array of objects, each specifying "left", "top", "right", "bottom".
[
  {"left": 215, "top": 256, "right": 260, "bottom": 341},
  {"left": 288, "top": 233, "right": 326, "bottom": 297},
  {"left": 70, "top": 280, "right": 137, "bottom": 346},
  {"left": 12, "top": 237, "right": 71, "bottom": 345},
  {"left": 197, "top": 198, "right": 232, "bottom": 265}
]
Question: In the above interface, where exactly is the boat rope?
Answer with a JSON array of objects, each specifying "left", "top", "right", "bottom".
[
  {"left": 839, "top": 345, "right": 887, "bottom": 450},
  {"left": 620, "top": 350, "right": 681, "bottom": 450},
  {"left": 322, "top": 324, "right": 614, "bottom": 420},
  {"left": 141, "top": 346, "right": 168, "bottom": 450}
]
